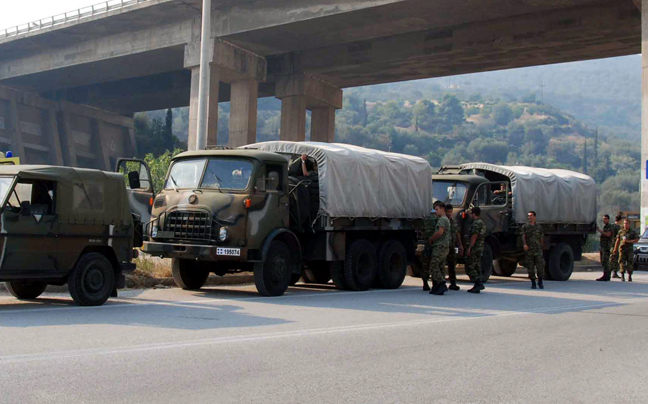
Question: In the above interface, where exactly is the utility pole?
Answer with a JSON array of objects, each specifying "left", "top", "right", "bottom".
[
  {"left": 195, "top": 0, "right": 212, "bottom": 150},
  {"left": 539, "top": 77, "right": 546, "bottom": 104}
]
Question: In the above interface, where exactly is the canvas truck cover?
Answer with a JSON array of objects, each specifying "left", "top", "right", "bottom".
[
  {"left": 460, "top": 163, "right": 596, "bottom": 225},
  {"left": 241, "top": 141, "right": 433, "bottom": 219}
]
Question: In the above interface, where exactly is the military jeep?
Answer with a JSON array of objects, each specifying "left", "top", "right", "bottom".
[{"left": 0, "top": 164, "right": 151, "bottom": 306}]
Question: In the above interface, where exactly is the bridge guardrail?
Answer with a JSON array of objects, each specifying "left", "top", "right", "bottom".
[{"left": 1, "top": 0, "right": 151, "bottom": 40}]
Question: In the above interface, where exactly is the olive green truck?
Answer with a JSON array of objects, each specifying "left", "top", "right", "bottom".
[{"left": 142, "top": 141, "right": 433, "bottom": 296}]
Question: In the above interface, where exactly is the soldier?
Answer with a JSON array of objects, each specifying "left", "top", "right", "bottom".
[
  {"left": 596, "top": 214, "right": 614, "bottom": 282},
  {"left": 420, "top": 212, "right": 437, "bottom": 291},
  {"left": 609, "top": 215, "right": 622, "bottom": 278},
  {"left": 445, "top": 204, "right": 464, "bottom": 291},
  {"left": 425, "top": 201, "right": 451, "bottom": 295},
  {"left": 465, "top": 207, "right": 486, "bottom": 293},
  {"left": 612, "top": 219, "right": 640, "bottom": 282},
  {"left": 522, "top": 210, "right": 545, "bottom": 289}
]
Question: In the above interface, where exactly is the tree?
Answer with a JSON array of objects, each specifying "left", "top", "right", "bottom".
[
  {"left": 412, "top": 100, "right": 437, "bottom": 132},
  {"left": 582, "top": 140, "right": 588, "bottom": 173},
  {"left": 437, "top": 94, "right": 465, "bottom": 132},
  {"left": 492, "top": 102, "right": 515, "bottom": 126}
]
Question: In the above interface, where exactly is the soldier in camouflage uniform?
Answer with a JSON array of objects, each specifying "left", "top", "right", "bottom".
[
  {"left": 609, "top": 215, "right": 622, "bottom": 278},
  {"left": 420, "top": 213, "right": 437, "bottom": 291},
  {"left": 522, "top": 210, "right": 545, "bottom": 289},
  {"left": 465, "top": 207, "right": 486, "bottom": 293},
  {"left": 445, "top": 204, "right": 463, "bottom": 291},
  {"left": 596, "top": 214, "right": 614, "bottom": 282},
  {"left": 423, "top": 201, "right": 451, "bottom": 295},
  {"left": 613, "top": 219, "right": 640, "bottom": 282}
]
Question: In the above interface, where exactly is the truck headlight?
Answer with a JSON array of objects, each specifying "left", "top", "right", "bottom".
[
  {"left": 219, "top": 227, "right": 229, "bottom": 242},
  {"left": 151, "top": 226, "right": 158, "bottom": 238}
]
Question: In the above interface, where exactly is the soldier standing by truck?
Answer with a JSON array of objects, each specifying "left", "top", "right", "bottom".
[
  {"left": 522, "top": 211, "right": 545, "bottom": 289},
  {"left": 596, "top": 214, "right": 614, "bottom": 281},
  {"left": 445, "top": 204, "right": 463, "bottom": 291},
  {"left": 612, "top": 219, "right": 640, "bottom": 282},
  {"left": 425, "top": 201, "right": 450, "bottom": 296},
  {"left": 610, "top": 215, "right": 623, "bottom": 278},
  {"left": 465, "top": 207, "right": 486, "bottom": 294}
]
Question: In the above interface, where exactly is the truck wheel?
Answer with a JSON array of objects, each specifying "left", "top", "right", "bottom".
[
  {"left": 377, "top": 240, "right": 407, "bottom": 289},
  {"left": 68, "top": 253, "right": 115, "bottom": 306},
  {"left": 304, "top": 263, "right": 331, "bottom": 284},
  {"left": 5, "top": 281, "right": 47, "bottom": 300},
  {"left": 254, "top": 241, "right": 292, "bottom": 296},
  {"left": 172, "top": 258, "right": 209, "bottom": 290},
  {"left": 480, "top": 244, "right": 494, "bottom": 282},
  {"left": 344, "top": 240, "right": 378, "bottom": 291},
  {"left": 331, "top": 262, "right": 348, "bottom": 290},
  {"left": 495, "top": 259, "right": 518, "bottom": 277},
  {"left": 548, "top": 242, "right": 574, "bottom": 281}
]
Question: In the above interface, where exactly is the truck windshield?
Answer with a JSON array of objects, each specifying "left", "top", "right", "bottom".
[
  {"left": 165, "top": 158, "right": 254, "bottom": 191},
  {"left": 0, "top": 176, "right": 14, "bottom": 206},
  {"left": 433, "top": 181, "right": 467, "bottom": 205}
]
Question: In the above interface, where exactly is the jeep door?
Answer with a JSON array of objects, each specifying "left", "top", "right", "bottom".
[
  {"left": 115, "top": 158, "right": 155, "bottom": 224},
  {"left": 0, "top": 178, "right": 59, "bottom": 272}
]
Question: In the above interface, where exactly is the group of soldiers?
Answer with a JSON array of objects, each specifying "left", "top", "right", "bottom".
[
  {"left": 596, "top": 215, "right": 640, "bottom": 282},
  {"left": 421, "top": 203, "right": 547, "bottom": 295}
]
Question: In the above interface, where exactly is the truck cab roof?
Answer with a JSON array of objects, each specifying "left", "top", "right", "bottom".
[{"left": 174, "top": 149, "right": 289, "bottom": 164}]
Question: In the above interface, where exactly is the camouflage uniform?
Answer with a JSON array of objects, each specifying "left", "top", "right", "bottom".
[
  {"left": 446, "top": 217, "right": 459, "bottom": 282},
  {"left": 465, "top": 218, "right": 486, "bottom": 282},
  {"left": 617, "top": 228, "right": 639, "bottom": 275},
  {"left": 424, "top": 216, "right": 450, "bottom": 283},
  {"left": 609, "top": 223, "right": 621, "bottom": 274},
  {"left": 522, "top": 223, "right": 545, "bottom": 281},
  {"left": 420, "top": 215, "right": 437, "bottom": 281},
  {"left": 600, "top": 223, "right": 614, "bottom": 275}
]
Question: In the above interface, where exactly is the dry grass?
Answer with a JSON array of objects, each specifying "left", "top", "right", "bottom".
[{"left": 133, "top": 255, "right": 172, "bottom": 278}]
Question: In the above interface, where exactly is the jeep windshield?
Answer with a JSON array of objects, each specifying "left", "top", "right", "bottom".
[
  {"left": 165, "top": 158, "right": 254, "bottom": 191},
  {"left": 433, "top": 181, "right": 467, "bottom": 205},
  {"left": 0, "top": 176, "right": 15, "bottom": 206}
]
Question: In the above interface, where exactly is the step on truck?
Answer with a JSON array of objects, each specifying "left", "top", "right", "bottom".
[
  {"left": 142, "top": 141, "right": 432, "bottom": 296},
  {"left": 412, "top": 163, "right": 596, "bottom": 281},
  {"left": 0, "top": 160, "right": 154, "bottom": 305}
]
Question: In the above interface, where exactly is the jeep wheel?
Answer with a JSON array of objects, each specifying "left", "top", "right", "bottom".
[
  {"left": 172, "top": 258, "right": 209, "bottom": 290},
  {"left": 548, "top": 242, "right": 574, "bottom": 281},
  {"left": 377, "top": 240, "right": 407, "bottom": 289},
  {"left": 5, "top": 281, "right": 47, "bottom": 300},
  {"left": 344, "top": 240, "right": 378, "bottom": 291},
  {"left": 68, "top": 253, "right": 115, "bottom": 306},
  {"left": 254, "top": 241, "right": 292, "bottom": 296},
  {"left": 480, "top": 244, "right": 494, "bottom": 282}
]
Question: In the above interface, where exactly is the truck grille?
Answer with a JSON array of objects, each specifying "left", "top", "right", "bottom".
[{"left": 163, "top": 211, "right": 213, "bottom": 241}]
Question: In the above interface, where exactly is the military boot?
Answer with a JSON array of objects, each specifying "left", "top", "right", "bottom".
[
  {"left": 531, "top": 279, "right": 537, "bottom": 289},
  {"left": 430, "top": 281, "right": 445, "bottom": 296},
  {"left": 621, "top": 273, "right": 626, "bottom": 282},
  {"left": 467, "top": 280, "right": 481, "bottom": 294},
  {"left": 422, "top": 278, "right": 430, "bottom": 291},
  {"left": 449, "top": 280, "right": 460, "bottom": 291},
  {"left": 538, "top": 279, "right": 544, "bottom": 289},
  {"left": 628, "top": 274, "right": 633, "bottom": 283},
  {"left": 613, "top": 272, "right": 620, "bottom": 279},
  {"left": 596, "top": 272, "right": 610, "bottom": 281}
]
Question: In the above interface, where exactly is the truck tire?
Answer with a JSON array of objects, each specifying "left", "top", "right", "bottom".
[
  {"left": 495, "top": 259, "right": 518, "bottom": 277},
  {"left": 254, "top": 241, "right": 292, "bottom": 296},
  {"left": 331, "top": 262, "right": 348, "bottom": 290},
  {"left": 303, "top": 263, "right": 331, "bottom": 284},
  {"left": 344, "top": 240, "right": 378, "bottom": 291},
  {"left": 5, "top": 281, "right": 47, "bottom": 300},
  {"left": 481, "top": 244, "right": 494, "bottom": 282},
  {"left": 68, "top": 252, "right": 115, "bottom": 306},
  {"left": 172, "top": 259, "right": 209, "bottom": 290},
  {"left": 547, "top": 242, "right": 574, "bottom": 281},
  {"left": 377, "top": 240, "right": 407, "bottom": 289}
]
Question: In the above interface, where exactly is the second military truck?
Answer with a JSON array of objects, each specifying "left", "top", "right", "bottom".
[
  {"left": 142, "top": 141, "right": 432, "bottom": 296},
  {"left": 429, "top": 163, "right": 597, "bottom": 281}
]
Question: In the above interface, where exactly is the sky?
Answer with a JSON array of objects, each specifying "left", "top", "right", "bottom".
[{"left": 0, "top": 0, "right": 97, "bottom": 30}]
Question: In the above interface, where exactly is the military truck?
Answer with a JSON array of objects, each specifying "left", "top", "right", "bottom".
[
  {"left": 0, "top": 161, "right": 153, "bottom": 305},
  {"left": 416, "top": 163, "right": 596, "bottom": 281},
  {"left": 142, "top": 141, "right": 432, "bottom": 296}
]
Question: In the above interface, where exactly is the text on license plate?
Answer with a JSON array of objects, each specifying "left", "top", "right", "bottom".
[{"left": 217, "top": 247, "right": 241, "bottom": 256}]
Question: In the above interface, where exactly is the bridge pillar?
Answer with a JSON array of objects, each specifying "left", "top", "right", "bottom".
[
  {"left": 275, "top": 74, "right": 342, "bottom": 142},
  {"left": 185, "top": 40, "right": 266, "bottom": 149},
  {"left": 643, "top": 0, "right": 648, "bottom": 232}
]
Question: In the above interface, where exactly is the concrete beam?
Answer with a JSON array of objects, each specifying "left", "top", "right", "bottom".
[
  {"left": 185, "top": 39, "right": 266, "bottom": 82},
  {"left": 280, "top": 96, "right": 307, "bottom": 142},
  {"left": 311, "top": 107, "right": 336, "bottom": 143},
  {"left": 275, "top": 74, "right": 342, "bottom": 110}
]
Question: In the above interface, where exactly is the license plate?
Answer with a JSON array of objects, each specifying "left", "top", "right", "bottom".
[{"left": 217, "top": 247, "right": 241, "bottom": 257}]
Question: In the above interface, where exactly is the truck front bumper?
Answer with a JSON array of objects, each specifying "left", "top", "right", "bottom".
[{"left": 142, "top": 241, "right": 249, "bottom": 261}]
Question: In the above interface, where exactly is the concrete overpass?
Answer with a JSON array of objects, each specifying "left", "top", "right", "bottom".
[{"left": 0, "top": 0, "right": 646, "bottom": 226}]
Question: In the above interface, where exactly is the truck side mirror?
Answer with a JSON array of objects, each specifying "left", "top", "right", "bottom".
[{"left": 128, "top": 171, "right": 141, "bottom": 190}]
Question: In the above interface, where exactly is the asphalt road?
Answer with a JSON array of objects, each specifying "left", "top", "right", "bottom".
[{"left": 1, "top": 272, "right": 648, "bottom": 404}]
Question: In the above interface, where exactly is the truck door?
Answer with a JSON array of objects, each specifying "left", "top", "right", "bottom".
[
  {"left": 247, "top": 163, "right": 289, "bottom": 238},
  {"left": 115, "top": 159, "right": 155, "bottom": 222},
  {"left": 470, "top": 181, "right": 510, "bottom": 234},
  {"left": 0, "top": 179, "right": 59, "bottom": 272}
]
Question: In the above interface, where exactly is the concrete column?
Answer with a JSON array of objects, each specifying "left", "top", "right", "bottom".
[
  {"left": 229, "top": 80, "right": 258, "bottom": 147},
  {"left": 188, "top": 65, "right": 219, "bottom": 150},
  {"left": 642, "top": 0, "right": 648, "bottom": 232},
  {"left": 310, "top": 106, "right": 336, "bottom": 143},
  {"left": 280, "top": 96, "right": 307, "bottom": 142}
]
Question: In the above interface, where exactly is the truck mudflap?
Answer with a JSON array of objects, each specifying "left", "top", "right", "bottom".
[
  {"left": 119, "top": 263, "right": 137, "bottom": 273},
  {"left": 142, "top": 241, "right": 249, "bottom": 261}
]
